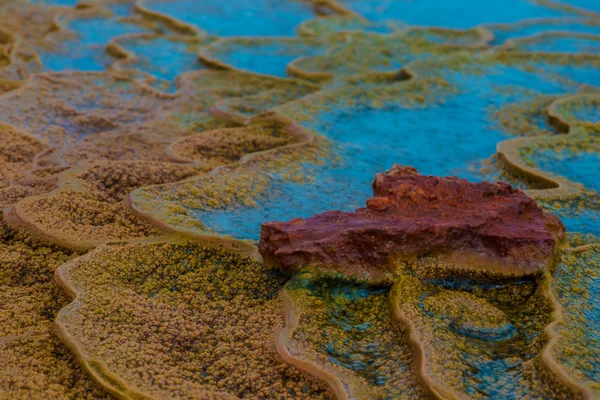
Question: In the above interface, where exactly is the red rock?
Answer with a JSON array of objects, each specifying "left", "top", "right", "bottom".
[{"left": 258, "top": 165, "right": 565, "bottom": 282}]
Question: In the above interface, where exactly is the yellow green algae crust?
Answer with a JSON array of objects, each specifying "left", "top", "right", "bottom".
[
  {"left": 0, "top": 0, "right": 58, "bottom": 90},
  {"left": 286, "top": 31, "right": 483, "bottom": 84},
  {"left": 128, "top": 75, "right": 456, "bottom": 244},
  {"left": 0, "top": 211, "right": 111, "bottom": 399},
  {"left": 0, "top": 0, "right": 599, "bottom": 398},
  {"left": 389, "top": 272, "right": 585, "bottom": 399},
  {"left": 277, "top": 269, "right": 434, "bottom": 399},
  {"left": 543, "top": 243, "right": 600, "bottom": 398},
  {"left": 0, "top": 72, "right": 175, "bottom": 147},
  {"left": 506, "top": 31, "right": 600, "bottom": 55},
  {"left": 74, "top": 161, "right": 205, "bottom": 203},
  {"left": 55, "top": 238, "right": 334, "bottom": 399}
]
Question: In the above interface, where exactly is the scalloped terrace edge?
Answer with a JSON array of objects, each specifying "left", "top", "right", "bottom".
[
  {"left": 494, "top": 88, "right": 599, "bottom": 399},
  {"left": 127, "top": 112, "right": 316, "bottom": 261},
  {"left": 2, "top": 2, "right": 597, "bottom": 397},
  {"left": 503, "top": 31, "right": 600, "bottom": 56},
  {"left": 49, "top": 50, "right": 600, "bottom": 400},
  {"left": 53, "top": 236, "right": 243, "bottom": 400},
  {"left": 131, "top": 54, "right": 600, "bottom": 398},
  {"left": 276, "top": 274, "right": 453, "bottom": 400},
  {"left": 133, "top": 0, "right": 347, "bottom": 39},
  {"left": 389, "top": 270, "right": 594, "bottom": 400},
  {"left": 276, "top": 285, "right": 351, "bottom": 400},
  {"left": 4, "top": 193, "right": 174, "bottom": 251},
  {"left": 198, "top": 26, "right": 493, "bottom": 84},
  {"left": 497, "top": 92, "right": 600, "bottom": 202},
  {"left": 54, "top": 247, "right": 156, "bottom": 400}
]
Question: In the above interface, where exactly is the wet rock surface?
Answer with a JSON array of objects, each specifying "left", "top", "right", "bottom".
[{"left": 259, "top": 165, "right": 565, "bottom": 281}]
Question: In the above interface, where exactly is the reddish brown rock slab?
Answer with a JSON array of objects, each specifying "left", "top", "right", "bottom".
[{"left": 258, "top": 165, "right": 565, "bottom": 282}]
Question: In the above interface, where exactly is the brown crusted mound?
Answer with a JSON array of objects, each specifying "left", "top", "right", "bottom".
[{"left": 259, "top": 165, "right": 565, "bottom": 281}]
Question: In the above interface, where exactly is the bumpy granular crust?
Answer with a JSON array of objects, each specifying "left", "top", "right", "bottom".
[
  {"left": 9, "top": 189, "right": 168, "bottom": 250},
  {"left": 0, "top": 124, "right": 55, "bottom": 207},
  {"left": 59, "top": 131, "right": 182, "bottom": 165},
  {"left": 260, "top": 165, "right": 566, "bottom": 281},
  {"left": 77, "top": 161, "right": 204, "bottom": 202},
  {"left": 0, "top": 213, "right": 111, "bottom": 399},
  {"left": 0, "top": 73, "right": 172, "bottom": 146},
  {"left": 0, "top": 1, "right": 598, "bottom": 398},
  {"left": 55, "top": 240, "right": 333, "bottom": 399},
  {"left": 168, "top": 123, "right": 297, "bottom": 166}
]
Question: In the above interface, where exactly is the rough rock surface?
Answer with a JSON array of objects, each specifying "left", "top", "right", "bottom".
[{"left": 259, "top": 165, "right": 565, "bottom": 281}]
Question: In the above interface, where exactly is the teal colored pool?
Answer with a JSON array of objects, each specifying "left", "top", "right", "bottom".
[
  {"left": 116, "top": 36, "right": 206, "bottom": 81},
  {"left": 208, "top": 40, "right": 327, "bottom": 77},
  {"left": 190, "top": 61, "right": 599, "bottom": 240},
  {"left": 338, "top": 0, "right": 567, "bottom": 28},
  {"left": 40, "top": 15, "right": 150, "bottom": 72},
  {"left": 488, "top": 20, "right": 600, "bottom": 45},
  {"left": 516, "top": 34, "right": 600, "bottom": 53},
  {"left": 533, "top": 150, "right": 600, "bottom": 235},
  {"left": 141, "top": 0, "right": 316, "bottom": 36}
]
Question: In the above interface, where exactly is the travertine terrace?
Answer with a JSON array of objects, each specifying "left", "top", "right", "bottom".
[{"left": 0, "top": 0, "right": 598, "bottom": 398}]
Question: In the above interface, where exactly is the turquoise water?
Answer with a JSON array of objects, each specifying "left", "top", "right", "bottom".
[
  {"left": 33, "top": 0, "right": 597, "bottom": 241},
  {"left": 572, "top": 103, "right": 600, "bottom": 123},
  {"left": 117, "top": 36, "right": 206, "bottom": 81},
  {"left": 338, "top": 0, "right": 566, "bottom": 28},
  {"left": 488, "top": 20, "right": 600, "bottom": 44},
  {"left": 196, "top": 96, "right": 509, "bottom": 240},
  {"left": 108, "top": 3, "right": 136, "bottom": 17},
  {"left": 532, "top": 149, "right": 600, "bottom": 235},
  {"left": 190, "top": 61, "right": 599, "bottom": 240},
  {"left": 142, "top": 0, "right": 316, "bottom": 36},
  {"left": 560, "top": 0, "right": 600, "bottom": 13},
  {"left": 209, "top": 40, "right": 327, "bottom": 77},
  {"left": 516, "top": 34, "right": 600, "bottom": 53},
  {"left": 534, "top": 150, "right": 600, "bottom": 192},
  {"left": 555, "top": 207, "right": 600, "bottom": 237},
  {"left": 41, "top": 16, "right": 149, "bottom": 72}
]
